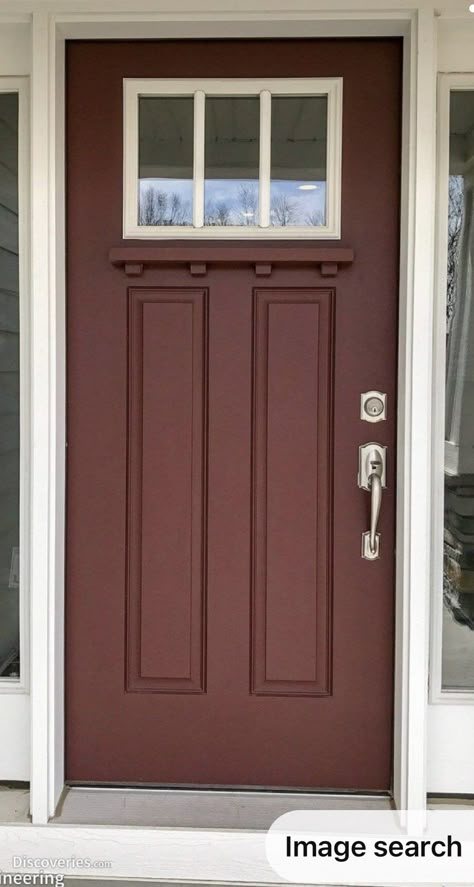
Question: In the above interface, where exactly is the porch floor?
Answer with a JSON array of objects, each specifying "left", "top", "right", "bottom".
[
  {"left": 4, "top": 784, "right": 474, "bottom": 829},
  {"left": 51, "top": 787, "right": 392, "bottom": 829},
  {"left": 0, "top": 784, "right": 29, "bottom": 823}
]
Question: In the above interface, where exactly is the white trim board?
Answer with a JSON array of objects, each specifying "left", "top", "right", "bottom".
[
  {"left": 0, "top": 824, "right": 315, "bottom": 884},
  {"left": 0, "top": 24, "right": 31, "bottom": 75},
  {"left": 26, "top": 5, "right": 436, "bottom": 827},
  {"left": 428, "top": 703, "right": 474, "bottom": 794},
  {"left": 0, "top": 695, "right": 29, "bottom": 782},
  {"left": 30, "top": 7, "right": 66, "bottom": 823},
  {"left": 392, "top": 4, "right": 437, "bottom": 815},
  {"left": 4, "top": 0, "right": 474, "bottom": 19},
  {"left": 0, "top": 817, "right": 461, "bottom": 887}
]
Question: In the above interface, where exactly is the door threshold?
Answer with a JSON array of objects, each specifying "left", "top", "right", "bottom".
[
  {"left": 53, "top": 786, "right": 393, "bottom": 829},
  {"left": 66, "top": 781, "right": 391, "bottom": 796}
]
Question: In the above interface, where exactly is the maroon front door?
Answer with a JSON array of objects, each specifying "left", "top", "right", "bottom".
[{"left": 66, "top": 39, "right": 401, "bottom": 789}]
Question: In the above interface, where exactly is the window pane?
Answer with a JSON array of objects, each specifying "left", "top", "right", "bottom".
[
  {"left": 0, "top": 93, "right": 20, "bottom": 679},
  {"left": 443, "top": 90, "right": 474, "bottom": 690},
  {"left": 270, "top": 96, "right": 327, "bottom": 227},
  {"left": 204, "top": 96, "right": 259, "bottom": 226},
  {"left": 138, "top": 97, "right": 193, "bottom": 226}
]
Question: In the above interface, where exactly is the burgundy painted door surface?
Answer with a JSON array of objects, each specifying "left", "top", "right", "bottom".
[{"left": 66, "top": 39, "right": 401, "bottom": 789}]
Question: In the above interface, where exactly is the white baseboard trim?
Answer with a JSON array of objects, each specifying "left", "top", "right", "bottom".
[{"left": 0, "top": 824, "right": 282, "bottom": 883}]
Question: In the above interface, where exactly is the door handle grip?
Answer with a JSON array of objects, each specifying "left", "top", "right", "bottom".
[
  {"left": 358, "top": 443, "right": 387, "bottom": 561},
  {"left": 368, "top": 472, "right": 382, "bottom": 555}
]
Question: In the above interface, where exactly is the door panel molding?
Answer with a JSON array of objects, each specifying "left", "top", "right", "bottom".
[
  {"left": 126, "top": 288, "right": 208, "bottom": 694},
  {"left": 251, "top": 288, "right": 333, "bottom": 697}
]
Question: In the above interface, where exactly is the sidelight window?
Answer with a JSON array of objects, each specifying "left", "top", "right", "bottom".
[
  {"left": 0, "top": 80, "right": 28, "bottom": 686},
  {"left": 433, "top": 81, "right": 474, "bottom": 699},
  {"left": 124, "top": 79, "right": 342, "bottom": 238}
]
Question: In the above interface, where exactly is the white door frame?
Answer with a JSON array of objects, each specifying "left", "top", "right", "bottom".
[{"left": 26, "top": 2, "right": 437, "bottom": 826}]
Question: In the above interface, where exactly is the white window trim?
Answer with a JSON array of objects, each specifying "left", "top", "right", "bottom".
[
  {"left": 123, "top": 77, "right": 343, "bottom": 239},
  {"left": 430, "top": 72, "right": 474, "bottom": 706},
  {"left": 0, "top": 76, "right": 29, "bottom": 695}
]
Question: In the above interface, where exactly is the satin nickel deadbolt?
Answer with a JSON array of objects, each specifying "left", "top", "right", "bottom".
[
  {"left": 358, "top": 443, "right": 387, "bottom": 561},
  {"left": 361, "top": 391, "right": 387, "bottom": 423}
]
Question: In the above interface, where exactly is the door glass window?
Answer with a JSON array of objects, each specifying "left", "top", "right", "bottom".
[
  {"left": 443, "top": 90, "right": 474, "bottom": 691},
  {"left": 138, "top": 96, "right": 194, "bottom": 226},
  {"left": 270, "top": 96, "right": 327, "bottom": 227},
  {"left": 0, "top": 91, "right": 20, "bottom": 680},
  {"left": 204, "top": 96, "right": 260, "bottom": 226},
  {"left": 126, "top": 79, "right": 342, "bottom": 238}
]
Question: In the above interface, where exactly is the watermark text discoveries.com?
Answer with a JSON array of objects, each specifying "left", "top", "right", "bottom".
[{"left": 0, "top": 855, "right": 113, "bottom": 886}]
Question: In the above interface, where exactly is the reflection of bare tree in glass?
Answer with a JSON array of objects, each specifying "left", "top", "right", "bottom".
[
  {"left": 447, "top": 176, "right": 464, "bottom": 329},
  {"left": 205, "top": 201, "right": 232, "bottom": 226},
  {"left": 139, "top": 186, "right": 191, "bottom": 226},
  {"left": 443, "top": 174, "right": 474, "bottom": 640},
  {"left": 270, "top": 194, "right": 298, "bottom": 226},
  {"left": 305, "top": 209, "right": 325, "bottom": 227},
  {"left": 238, "top": 184, "right": 258, "bottom": 225},
  {"left": 204, "top": 184, "right": 258, "bottom": 226},
  {"left": 140, "top": 187, "right": 157, "bottom": 225}
]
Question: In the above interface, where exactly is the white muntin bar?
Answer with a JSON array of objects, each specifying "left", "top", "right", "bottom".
[
  {"left": 259, "top": 89, "right": 271, "bottom": 228},
  {"left": 193, "top": 89, "right": 205, "bottom": 227}
]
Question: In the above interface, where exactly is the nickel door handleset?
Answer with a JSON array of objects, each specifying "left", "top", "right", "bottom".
[{"left": 358, "top": 442, "right": 387, "bottom": 561}]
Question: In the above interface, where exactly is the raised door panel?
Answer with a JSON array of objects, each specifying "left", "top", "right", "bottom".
[
  {"left": 251, "top": 288, "right": 334, "bottom": 696},
  {"left": 126, "top": 288, "right": 208, "bottom": 693}
]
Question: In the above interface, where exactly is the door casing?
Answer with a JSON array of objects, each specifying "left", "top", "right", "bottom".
[{"left": 27, "top": 4, "right": 437, "bottom": 826}]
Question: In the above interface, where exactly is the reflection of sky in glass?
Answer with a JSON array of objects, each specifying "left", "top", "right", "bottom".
[
  {"left": 139, "top": 177, "right": 327, "bottom": 228},
  {"left": 270, "top": 180, "right": 326, "bottom": 227},
  {"left": 139, "top": 178, "right": 193, "bottom": 226},
  {"left": 205, "top": 179, "right": 258, "bottom": 226}
]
